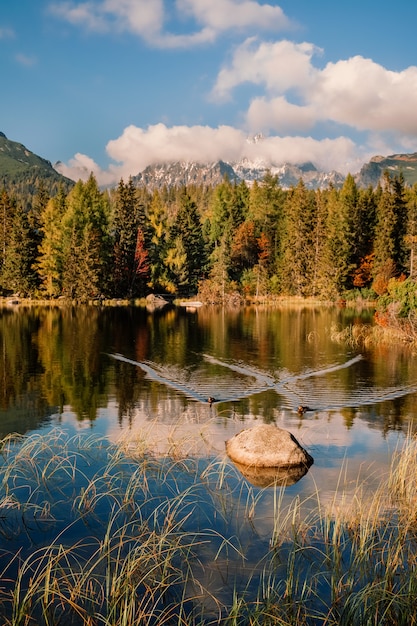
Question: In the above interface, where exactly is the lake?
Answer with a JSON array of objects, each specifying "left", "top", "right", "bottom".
[
  {"left": 1, "top": 302, "right": 417, "bottom": 623},
  {"left": 1, "top": 302, "right": 416, "bottom": 498}
]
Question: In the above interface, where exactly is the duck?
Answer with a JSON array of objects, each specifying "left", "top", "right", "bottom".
[
  {"left": 208, "top": 397, "right": 216, "bottom": 406},
  {"left": 297, "top": 405, "right": 310, "bottom": 414}
]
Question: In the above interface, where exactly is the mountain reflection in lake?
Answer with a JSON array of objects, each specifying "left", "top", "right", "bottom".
[{"left": 0, "top": 303, "right": 416, "bottom": 497}]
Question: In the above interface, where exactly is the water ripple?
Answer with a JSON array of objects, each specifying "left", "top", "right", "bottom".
[{"left": 108, "top": 352, "right": 417, "bottom": 412}]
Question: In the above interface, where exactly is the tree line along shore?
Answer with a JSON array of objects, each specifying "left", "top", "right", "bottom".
[{"left": 1, "top": 169, "right": 417, "bottom": 315}]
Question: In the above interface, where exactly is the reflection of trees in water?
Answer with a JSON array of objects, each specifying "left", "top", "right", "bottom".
[
  {"left": 34, "top": 306, "right": 110, "bottom": 422},
  {"left": 0, "top": 307, "right": 51, "bottom": 436},
  {"left": 0, "top": 306, "right": 115, "bottom": 430},
  {"left": 1, "top": 305, "right": 417, "bottom": 438}
]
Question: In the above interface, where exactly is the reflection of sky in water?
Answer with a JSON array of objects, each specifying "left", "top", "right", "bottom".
[
  {"left": 31, "top": 348, "right": 411, "bottom": 534},
  {"left": 21, "top": 396, "right": 408, "bottom": 607},
  {"left": 48, "top": 398, "right": 404, "bottom": 504}
]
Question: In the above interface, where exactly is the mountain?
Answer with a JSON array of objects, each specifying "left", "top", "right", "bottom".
[
  {"left": 232, "top": 158, "right": 345, "bottom": 189},
  {"left": 133, "top": 160, "right": 237, "bottom": 188},
  {"left": 355, "top": 153, "right": 417, "bottom": 188},
  {"left": 0, "top": 132, "right": 74, "bottom": 208},
  {"left": 2, "top": 131, "right": 416, "bottom": 196},
  {"left": 133, "top": 158, "right": 345, "bottom": 191}
]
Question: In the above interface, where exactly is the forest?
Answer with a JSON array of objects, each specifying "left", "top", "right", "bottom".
[{"left": 1, "top": 169, "right": 416, "bottom": 304}]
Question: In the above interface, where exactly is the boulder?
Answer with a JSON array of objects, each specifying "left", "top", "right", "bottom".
[{"left": 226, "top": 424, "right": 313, "bottom": 469}]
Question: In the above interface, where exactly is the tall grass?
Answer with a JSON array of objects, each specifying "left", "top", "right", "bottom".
[
  {"left": 330, "top": 320, "right": 417, "bottom": 349},
  {"left": 0, "top": 429, "right": 417, "bottom": 624}
]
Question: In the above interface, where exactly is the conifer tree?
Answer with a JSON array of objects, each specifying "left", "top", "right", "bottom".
[
  {"left": 405, "top": 184, "right": 417, "bottom": 279},
  {"left": 61, "top": 175, "right": 111, "bottom": 300},
  {"left": 373, "top": 172, "right": 408, "bottom": 292},
  {"left": 165, "top": 189, "right": 206, "bottom": 294},
  {"left": 1, "top": 203, "right": 37, "bottom": 295},
  {"left": 131, "top": 227, "right": 150, "bottom": 295},
  {"left": 0, "top": 189, "right": 15, "bottom": 283},
  {"left": 209, "top": 176, "right": 234, "bottom": 245},
  {"left": 146, "top": 189, "right": 170, "bottom": 291},
  {"left": 319, "top": 176, "right": 358, "bottom": 297},
  {"left": 112, "top": 178, "right": 148, "bottom": 297},
  {"left": 279, "top": 181, "right": 317, "bottom": 296},
  {"left": 36, "top": 188, "right": 66, "bottom": 297}
]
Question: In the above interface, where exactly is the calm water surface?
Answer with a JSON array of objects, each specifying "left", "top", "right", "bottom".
[
  {"left": 2, "top": 302, "right": 417, "bottom": 618},
  {"left": 1, "top": 302, "right": 417, "bottom": 502}
]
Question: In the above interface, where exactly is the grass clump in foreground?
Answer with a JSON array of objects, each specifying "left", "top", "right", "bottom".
[{"left": 0, "top": 429, "right": 417, "bottom": 624}]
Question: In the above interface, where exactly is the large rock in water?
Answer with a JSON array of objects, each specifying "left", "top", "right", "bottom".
[{"left": 226, "top": 424, "right": 313, "bottom": 469}]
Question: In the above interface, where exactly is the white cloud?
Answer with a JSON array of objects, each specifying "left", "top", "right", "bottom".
[
  {"left": 246, "top": 96, "right": 316, "bottom": 133},
  {"left": 177, "top": 0, "right": 292, "bottom": 32},
  {"left": 105, "top": 123, "right": 246, "bottom": 171},
  {"left": 213, "top": 39, "right": 417, "bottom": 140},
  {"left": 49, "top": 1, "right": 108, "bottom": 32},
  {"left": 49, "top": 0, "right": 165, "bottom": 39},
  {"left": 56, "top": 152, "right": 117, "bottom": 186},
  {"left": 49, "top": 0, "right": 293, "bottom": 47},
  {"left": 313, "top": 57, "right": 417, "bottom": 135},
  {"left": 212, "top": 38, "right": 319, "bottom": 101},
  {"left": 56, "top": 123, "right": 363, "bottom": 186}
]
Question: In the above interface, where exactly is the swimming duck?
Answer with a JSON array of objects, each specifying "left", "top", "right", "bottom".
[
  {"left": 297, "top": 405, "right": 310, "bottom": 414},
  {"left": 208, "top": 397, "right": 216, "bottom": 406}
]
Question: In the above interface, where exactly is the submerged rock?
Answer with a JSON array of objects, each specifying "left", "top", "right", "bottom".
[
  {"left": 231, "top": 460, "right": 310, "bottom": 487},
  {"left": 226, "top": 424, "right": 313, "bottom": 470}
]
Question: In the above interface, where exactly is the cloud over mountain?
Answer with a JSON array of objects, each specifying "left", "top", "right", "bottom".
[
  {"left": 56, "top": 123, "right": 360, "bottom": 185},
  {"left": 45, "top": 1, "right": 417, "bottom": 187}
]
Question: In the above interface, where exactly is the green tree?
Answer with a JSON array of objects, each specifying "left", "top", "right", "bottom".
[
  {"left": 405, "top": 184, "right": 417, "bottom": 279},
  {"left": 146, "top": 189, "right": 169, "bottom": 291},
  {"left": 279, "top": 181, "right": 318, "bottom": 296},
  {"left": 61, "top": 175, "right": 111, "bottom": 300},
  {"left": 0, "top": 189, "right": 15, "bottom": 285},
  {"left": 318, "top": 176, "right": 359, "bottom": 297},
  {"left": 373, "top": 172, "right": 408, "bottom": 292},
  {"left": 209, "top": 176, "right": 235, "bottom": 245},
  {"left": 165, "top": 189, "right": 206, "bottom": 294},
  {"left": 36, "top": 188, "right": 67, "bottom": 297},
  {"left": 1, "top": 203, "right": 37, "bottom": 295}
]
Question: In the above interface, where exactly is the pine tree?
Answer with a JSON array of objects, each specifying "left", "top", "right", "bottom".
[
  {"left": 319, "top": 176, "right": 359, "bottom": 297},
  {"left": 1, "top": 203, "right": 37, "bottom": 295},
  {"left": 405, "top": 184, "right": 417, "bottom": 279},
  {"left": 61, "top": 175, "right": 111, "bottom": 300},
  {"left": 112, "top": 178, "right": 148, "bottom": 297},
  {"left": 230, "top": 220, "right": 259, "bottom": 281},
  {"left": 165, "top": 189, "right": 206, "bottom": 294},
  {"left": 146, "top": 189, "right": 169, "bottom": 291},
  {"left": 36, "top": 190, "right": 66, "bottom": 297},
  {"left": 249, "top": 171, "right": 285, "bottom": 266},
  {"left": 0, "top": 189, "right": 15, "bottom": 284},
  {"left": 279, "top": 181, "right": 317, "bottom": 296},
  {"left": 373, "top": 172, "right": 408, "bottom": 292}
]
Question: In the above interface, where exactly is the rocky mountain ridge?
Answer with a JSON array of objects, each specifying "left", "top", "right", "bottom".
[
  {"left": 354, "top": 153, "right": 417, "bottom": 188},
  {"left": 1, "top": 131, "right": 416, "bottom": 193},
  {"left": 133, "top": 153, "right": 417, "bottom": 191},
  {"left": 133, "top": 158, "right": 346, "bottom": 191}
]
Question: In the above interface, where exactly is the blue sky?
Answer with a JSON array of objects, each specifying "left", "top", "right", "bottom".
[{"left": 1, "top": 0, "right": 417, "bottom": 185}]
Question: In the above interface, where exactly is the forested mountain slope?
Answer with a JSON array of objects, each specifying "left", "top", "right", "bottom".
[
  {"left": 0, "top": 132, "right": 74, "bottom": 209},
  {"left": 355, "top": 153, "right": 417, "bottom": 188}
]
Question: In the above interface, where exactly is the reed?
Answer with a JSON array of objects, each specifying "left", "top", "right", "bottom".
[
  {"left": 0, "top": 429, "right": 417, "bottom": 624},
  {"left": 329, "top": 320, "right": 417, "bottom": 348}
]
